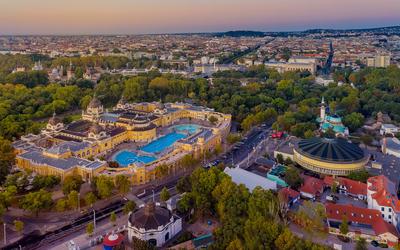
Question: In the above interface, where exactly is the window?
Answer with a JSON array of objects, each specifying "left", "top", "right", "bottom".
[
  {"left": 388, "top": 215, "right": 392, "bottom": 219},
  {"left": 381, "top": 207, "right": 385, "bottom": 212},
  {"left": 382, "top": 214, "right": 385, "bottom": 218},
  {"left": 389, "top": 208, "right": 392, "bottom": 212}
]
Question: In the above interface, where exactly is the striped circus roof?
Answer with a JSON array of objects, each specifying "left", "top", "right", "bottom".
[{"left": 296, "top": 137, "right": 365, "bottom": 163}]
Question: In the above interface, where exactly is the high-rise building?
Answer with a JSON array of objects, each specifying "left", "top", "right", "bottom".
[{"left": 367, "top": 54, "right": 391, "bottom": 68}]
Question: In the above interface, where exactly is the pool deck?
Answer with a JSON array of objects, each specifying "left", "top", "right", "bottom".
[{"left": 106, "top": 121, "right": 209, "bottom": 166}]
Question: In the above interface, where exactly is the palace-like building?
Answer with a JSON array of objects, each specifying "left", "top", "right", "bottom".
[{"left": 13, "top": 97, "right": 231, "bottom": 184}]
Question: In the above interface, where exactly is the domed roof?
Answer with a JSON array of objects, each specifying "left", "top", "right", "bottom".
[
  {"left": 89, "top": 123, "right": 104, "bottom": 134},
  {"left": 48, "top": 113, "right": 62, "bottom": 126},
  {"left": 129, "top": 203, "right": 172, "bottom": 230},
  {"left": 296, "top": 137, "right": 365, "bottom": 163},
  {"left": 88, "top": 96, "right": 102, "bottom": 109}
]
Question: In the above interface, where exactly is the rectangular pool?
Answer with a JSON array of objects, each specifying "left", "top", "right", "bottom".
[{"left": 141, "top": 132, "right": 187, "bottom": 153}]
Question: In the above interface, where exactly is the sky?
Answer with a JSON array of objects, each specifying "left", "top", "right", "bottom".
[{"left": 0, "top": 0, "right": 399, "bottom": 35}]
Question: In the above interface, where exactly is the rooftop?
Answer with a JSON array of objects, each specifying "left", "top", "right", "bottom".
[{"left": 296, "top": 137, "right": 366, "bottom": 163}]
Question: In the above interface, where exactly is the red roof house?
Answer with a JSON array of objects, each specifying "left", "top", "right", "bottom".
[
  {"left": 325, "top": 203, "right": 399, "bottom": 246},
  {"left": 324, "top": 176, "right": 367, "bottom": 199},
  {"left": 299, "top": 176, "right": 324, "bottom": 200}
]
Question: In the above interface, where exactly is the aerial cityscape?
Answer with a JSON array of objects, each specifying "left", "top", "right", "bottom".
[{"left": 1, "top": 1, "right": 400, "bottom": 250}]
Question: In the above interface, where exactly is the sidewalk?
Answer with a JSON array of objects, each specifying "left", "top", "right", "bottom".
[{"left": 50, "top": 214, "right": 129, "bottom": 250}]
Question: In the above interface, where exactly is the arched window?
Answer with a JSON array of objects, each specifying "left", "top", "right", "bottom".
[
  {"left": 165, "top": 232, "right": 170, "bottom": 241},
  {"left": 148, "top": 239, "right": 157, "bottom": 246}
]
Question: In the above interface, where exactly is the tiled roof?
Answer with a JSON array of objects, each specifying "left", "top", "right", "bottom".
[
  {"left": 45, "top": 141, "right": 90, "bottom": 155},
  {"left": 18, "top": 149, "right": 105, "bottom": 170},
  {"left": 278, "top": 187, "right": 300, "bottom": 204},
  {"left": 368, "top": 175, "right": 400, "bottom": 212},
  {"left": 324, "top": 176, "right": 367, "bottom": 196},
  {"left": 299, "top": 176, "right": 324, "bottom": 196},
  {"left": 326, "top": 203, "right": 399, "bottom": 238},
  {"left": 326, "top": 203, "right": 380, "bottom": 225},
  {"left": 373, "top": 216, "right": 399, "bottom": 238}
]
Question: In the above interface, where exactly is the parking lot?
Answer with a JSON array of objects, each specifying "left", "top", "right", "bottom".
[
  {"left": 320, "top": 190, "right": 367, "bottom": 208},
  {"left": 366, "top": 148, "right": 400, "bottom": 185}
]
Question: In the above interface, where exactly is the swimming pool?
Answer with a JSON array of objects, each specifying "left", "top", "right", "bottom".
[
  {"left": 173, "top": 124, "right": 200, "bottom": 134},
  {"left": 113, "top": 150, "right": 157, "bottom": 167},
  {"left": 141, "top": 132, "right": 187, "bottom": 153}
]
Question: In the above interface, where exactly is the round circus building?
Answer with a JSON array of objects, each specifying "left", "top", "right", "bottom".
[{"left": 293, "top": 137, "right": 369, "bottom": 176}]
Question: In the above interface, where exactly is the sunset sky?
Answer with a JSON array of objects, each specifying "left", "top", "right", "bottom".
[{"left": 0, "top": 0, "right": 399, "bottom": 35}]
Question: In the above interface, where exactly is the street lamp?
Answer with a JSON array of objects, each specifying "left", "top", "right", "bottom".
[
  {"left": 78, "top": 193, "right": 81, "bottom": 212},
  {"left": 93, "top": 209, "right": 96, "bottom": 230},
  {"left": 3, "top": 222, "right": 6, "bottom": 245}
]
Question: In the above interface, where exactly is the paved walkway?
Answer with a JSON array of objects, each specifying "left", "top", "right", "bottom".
[{"left": 50, "top": 214, "right": 129, "bottom": 250}]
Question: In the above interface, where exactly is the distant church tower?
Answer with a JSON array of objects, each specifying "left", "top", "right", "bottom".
[
  {"left": 67, "top": 60, "right": 75, "bottom": 81},
  {"left": 320, "top": 96, "right": 326, "bottom": 120}
]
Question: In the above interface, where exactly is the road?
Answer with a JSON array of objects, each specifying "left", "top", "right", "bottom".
[
  {"left": 4, "top": 124, "right": 272, "bottom": 250},
  {"left": 220, "top": 124, "right": 271, "bottom": 167}
]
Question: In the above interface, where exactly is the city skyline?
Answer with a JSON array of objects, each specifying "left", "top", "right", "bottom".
[{"left": 1, "top": 0, "right": 399, "bottom": 35}]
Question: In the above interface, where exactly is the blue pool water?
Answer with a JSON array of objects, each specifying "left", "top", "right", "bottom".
[
  {"left": 113, "top": 151, "right": 157, "bottom": 167},
  {"left": 173, "top": 124, "right": 200, "bottom": 134},
  {"left": 141, "top": 132, "right": 187, "bottom": 153}
]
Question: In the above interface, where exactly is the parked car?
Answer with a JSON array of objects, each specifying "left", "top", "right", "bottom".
[
  {"left": 370, "top": 240, "right": 379, "bottom": 247},
  {"left": 326, "top": 195, "right": 339, "bottom": 203}
]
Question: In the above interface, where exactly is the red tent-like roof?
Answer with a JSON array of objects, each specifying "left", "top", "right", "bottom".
[{"left": 103, "top": 233, "right": 124, "bottom": 247}]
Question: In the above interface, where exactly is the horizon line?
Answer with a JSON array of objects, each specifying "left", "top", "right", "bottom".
[{"left": 0, "top": 24, "right": 399, "bottom": 37}]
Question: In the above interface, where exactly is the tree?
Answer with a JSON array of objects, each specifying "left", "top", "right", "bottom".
[
  {"left": 226, "top": 238, "right": 244, "bottom": 250},
  {"left": 227, "top": 134, "right": 241, "bottom": 145},
  {"left": 84, "top": 192, "right": 97, "bottom": 207},
  {"left": 94, "top": 175, "right": 114, "bottom": 199},
  {"left": 347, "top": 170, "right": 370, "bottom": 183},
  {"left": 331, "top": 181, "right": 338, "bottom": 194},
  {"left": 360, "top": 134, "right": 373, "bottom": 147},
  {"left": 0, "top": 137, "right": 15, "bottom": 184},
  {"left": 110, "top": 211, "right": 117, "bottom": 225},
  {"left": 115, "top": 175, "right": 130, "bottom": 196},
  {"left": 178, "top": 190, "right": 196, "bottom": 213},
  {"left": 123, "top": 200, "right": 136, "bottom": 214},
  {"left": 176, "top": 176, "right": 191, "bottom": 193},
  {"left": 208, "top": 115, "right": 218, "bottom": 125},
  {"left": 32, "top": 175, "right": 60, "bottom": 190},
  {"left": 355, "top": 237, "right": 367, "bottom": 250},
  {"left": 343, "top": 112, "right": 365, "bottom": 132},
  {"left": 68, "top": 190, "right": 79, "bottom": 209},
  {"left": 304, "top": 130, "right": 314, "bottom": 139},
  {"left": 154, "top": 164, "right": 169, "bottom": 179},
  {"left": 13, "top": 220, "right": 24, "bottom": 235},
  {"left": 243, "top": 217, "right": 281, "bottom": 249},
  {"left": 274, "top": 228, "right": 302, "bottom": 250},
  {"left": 295, "top": 201, "right": 326, "bottom": 235},
  {"left": 276, "top": 154, "right": 284, "bottom": 164},
  {"left": 283, "top": 166, "right": 303, "bottom": 189},
  {"left": 86, "top": 222, "right": 94, "bottom": 236},
  {"left": 131, "top": 236, "right": 156, "bottom": 250},
  {"left": 160, "top": 187, "right": 170, "bottom": 202},
  {"left": 181, "top": 155, "right": 198, "bottom": 169},
  {"left": 55, "top": 199, "right": 68, "bottom": 212},
  {"left": 0, "top": 185, "right": 17, "bottom": 210},
  {"left": 20, "top": 189, "right": 53, "bottom": 216},
  {"left": 62, "top": 175, "right": 83, "bottom": 195},
  {"left": 339, "top": 216, "right": 349, "bottom": 235}
]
